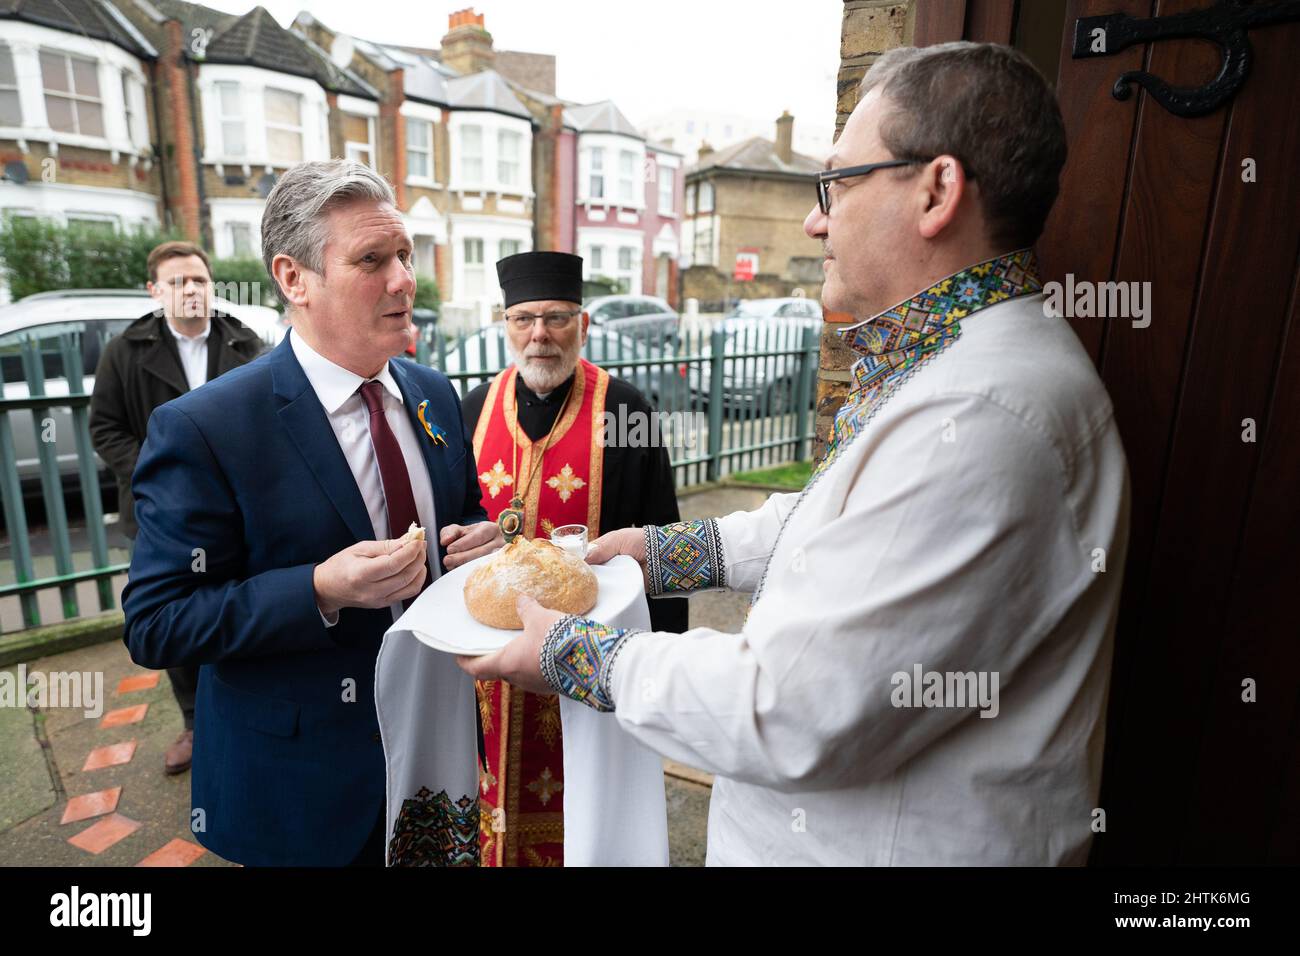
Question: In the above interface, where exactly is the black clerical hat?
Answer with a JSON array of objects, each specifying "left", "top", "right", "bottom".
[{"left": 496, "top": 251, "right": 584, "bottom": 309}]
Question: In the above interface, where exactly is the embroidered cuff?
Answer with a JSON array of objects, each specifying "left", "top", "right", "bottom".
[
  {"left": 643, "top": 519, "right": 726, "bottom": 595},
  {"left": 539, "top": 614, "right": 638, "bottom": 713}
]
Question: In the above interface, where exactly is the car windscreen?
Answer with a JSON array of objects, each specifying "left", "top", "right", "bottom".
[{"left": 0, "top": 319, "right": 133, "bottom": 386}]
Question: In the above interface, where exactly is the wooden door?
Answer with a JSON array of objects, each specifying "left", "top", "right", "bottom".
[{"left": 914, "top": 0, "right": 1300, "bottom": 864}]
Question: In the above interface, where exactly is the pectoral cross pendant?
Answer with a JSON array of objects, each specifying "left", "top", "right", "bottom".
[{"left": 498, "top": 495, "right": 525, "bottom": 543}]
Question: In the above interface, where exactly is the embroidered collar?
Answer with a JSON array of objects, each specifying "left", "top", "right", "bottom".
[
  {"left": 815, "top": 249, "right": 1042, "bottom": 478},
  {"left": 841, "top": 248, "right": 1041, "bottom": 358}
]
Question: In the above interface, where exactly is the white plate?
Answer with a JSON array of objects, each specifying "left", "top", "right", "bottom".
[{"left": 387, "top": 552, "right": 645, "bottom": 656}]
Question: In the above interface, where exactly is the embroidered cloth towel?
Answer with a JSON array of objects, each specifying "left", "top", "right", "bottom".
[{"left": 375, "top": 560, "right": 670, "bottom": 866}]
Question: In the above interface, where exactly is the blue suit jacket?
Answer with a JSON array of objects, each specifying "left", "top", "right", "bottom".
[{"left": 122, "top": 335, "right": 487, "bottom": 866}]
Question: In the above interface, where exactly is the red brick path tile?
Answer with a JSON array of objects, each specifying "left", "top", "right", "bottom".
[
  {"left": 68, "top": 813, "right": 141, "bottom": 854},
  {"left": 60, "top": 786, "right": 122, "bottom": 824},
  {"left": 116, "top": 673, "right": 161, "bottom": 694},
  {"left": 100, "top": 703, "right": 148, "bottom": 728},
  {"left": 136, "top": 838, "right": 206, "bottom": 867},
  {"left": 82, "top": 740, "right": 138, "bottom": 772}
]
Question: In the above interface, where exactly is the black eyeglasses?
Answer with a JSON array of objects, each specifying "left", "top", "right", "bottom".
[
  {"left": 503, "top": 309, "right": 581, "bottom": 331},
  {"left": 815, "top": 159, "right": 925, "bottom": 214}
]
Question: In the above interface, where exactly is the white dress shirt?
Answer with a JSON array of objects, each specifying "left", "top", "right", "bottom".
[
  {"left": 167, "top": 319, "right": 210, "bottom": 391},
  {"left": 611, "top": 293, "right": 1131, "bottom": 865},
  {"left": 290, "top": 330, "right": 439, "bottom": 623}
]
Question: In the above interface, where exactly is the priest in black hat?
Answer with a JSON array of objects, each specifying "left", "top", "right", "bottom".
[{"left": 460, "top": 250, "right": 686, "bottom": 867}]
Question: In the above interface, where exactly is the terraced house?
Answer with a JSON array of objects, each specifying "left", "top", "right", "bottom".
[
  {"left": 569, "top": 100, "right": 682, "bottom": 302},
  {"left": 0, "top": 0, "right": 162, "bottom": 301},
  {"left": 116, "top": 0, "right": 379, "bottom": 261},
  {"left": 1, "top": 2, "right": 681, "bottom": 321},
  {"left": 296, "top": 8, "right": 544, "bottom": 328}
]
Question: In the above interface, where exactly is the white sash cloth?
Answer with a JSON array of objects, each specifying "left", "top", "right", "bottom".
[{"left": 375, "top": 556, "right": 669, "bottom": 866}]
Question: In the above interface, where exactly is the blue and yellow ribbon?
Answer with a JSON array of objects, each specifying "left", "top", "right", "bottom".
[{"left": 417, "top": 400, "right": 449, "bottom": 447}]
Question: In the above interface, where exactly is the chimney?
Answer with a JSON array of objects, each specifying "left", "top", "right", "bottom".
[
  {"left": 697, "top": 141, "right": 714, "bottom": 162},
  {"left": 775, "top": 111, "right": 794, "bottom": 163},
  {"left": 441, "top": 8, "right": 495, "bottom": 75}
]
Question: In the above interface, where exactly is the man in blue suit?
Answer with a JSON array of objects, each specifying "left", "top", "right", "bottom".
[{"left": 123, "top": 160, "right": 501, "bottom": 866}]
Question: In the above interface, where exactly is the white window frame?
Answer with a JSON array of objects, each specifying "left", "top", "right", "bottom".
[
  {"left": 198, "top": 65, "right": 329, "bottom": 171},
  {"left": 448, "top": 215, "right": 532, "bottom": 315},
  {"left": 215, "top": 80, "right": 244, "bottom": 158},
  {"left": 618, "top": 150, "right": 637, "bottom": 204},
  {"left": 698, "top": 181, "right": 714, "bottom": 214},
  {"left": 459, "top": 124, "right": 484, "bottom": 185},
  {"left": 580, "top": 133, "right": 645, "bottom": 209},
  {"left": 0, "top": 25, "right": 144, "bottom": 157},
  {"left": 208, "top": 198, "right": 265, "bottom": 259},
  {"left": 227, "top": 221, "right": 253, "bottom": 257},
  {"left": 578, "top": 228, "right": 643, "bottom": 294},
  {"left": 120, "top": 70, "right": 135, "bottom": 148},
  {"left": 406, "top": 117, "right": 433, "bottom": 182},
  {"left": 39, "top": 48, "right": 103, "bottom": 138},
  {"left": 446, "top": 112, "right": 532, "bottom": 197},
  {"left": 264, "top": 86, "right": 304, "bottom": 166},
  {"left": 462, "top": 236, "right": 485, "bottom": 297},
  {"left": 497, "top": 128, "right": 522, "bottom": 189},
  {"left": 65, "top": 211, "right": 119, "bottom": 234},
  {"left": 589, "top": 147, "right": 605, "bottom": 200},
  {"left": 0, "top": 44, "right": 22, "bottom": 127},
  {"left": 657, "top": 164, "right": 674, "bottom": 216},
  {"left": 343, "top": 113, "right": 375, "bottom": 168},
  {"left": 498, "top": 238, "right": 522, "bottom": 260}
]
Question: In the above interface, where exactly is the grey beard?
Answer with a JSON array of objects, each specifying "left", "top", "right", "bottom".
[{"left": 508, "top": 346, "right": 579, "bottom": 393}]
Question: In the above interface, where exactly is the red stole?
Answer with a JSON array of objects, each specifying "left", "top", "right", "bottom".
[{"left": 470, "top": 358, "right": 609, "bottom": 866}]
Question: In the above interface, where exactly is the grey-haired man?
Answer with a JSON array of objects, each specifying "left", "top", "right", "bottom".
[{"left": 123, "top": 160, "right": 499, "bottom": 866}]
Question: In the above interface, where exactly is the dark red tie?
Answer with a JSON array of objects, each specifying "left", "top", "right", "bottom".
[{"left": 360, "top": 380, "right": 429, "bottom": 603}]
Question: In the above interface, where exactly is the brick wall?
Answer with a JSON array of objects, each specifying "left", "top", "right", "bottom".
[
  {"left": 814, "top": 0, "right": 915, "bottom": 462},
  {"left": 160, "top": 20, "right": 201, "bottom": 242},
  {"left": 681, "top": 171, "right": 824, "bottom": 309}
]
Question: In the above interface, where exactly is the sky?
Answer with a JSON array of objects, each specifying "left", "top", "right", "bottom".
[{"left": 201, "top": 0, "right": 841, "bottom": 150}]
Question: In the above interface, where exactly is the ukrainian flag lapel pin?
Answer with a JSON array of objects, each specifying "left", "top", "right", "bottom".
[{"left": 417, "top": 400, "right": 449, "bottom": 447}]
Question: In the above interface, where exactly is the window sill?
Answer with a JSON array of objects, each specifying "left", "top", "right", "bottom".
[
  {"left": 581, "top": 200, "right": 646, "bottom": 213},
  {"left": 448, "top": 186, "right": 535, "bottom": 201},
  {"left": 0, "top": 128, "right": 143, "bottom": 162}
]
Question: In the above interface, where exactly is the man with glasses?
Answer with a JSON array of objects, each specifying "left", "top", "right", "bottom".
[
  {"left": 461, "top": 44, "right": 1130, "bottom": 866},
  {"left": 459, "top": 250, "right": 686, "bottom": 867},
  {"left": 90, "top": 241, "right": 264, "bottom": 777}
]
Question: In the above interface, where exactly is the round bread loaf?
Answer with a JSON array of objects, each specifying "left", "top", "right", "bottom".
[{"left": 464, "top": 537, "right": 598, "bottom": 630}]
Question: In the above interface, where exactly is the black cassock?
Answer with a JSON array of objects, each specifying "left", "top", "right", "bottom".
[{"left": 462, "top": 369, "right": 689, "bottom": 634}]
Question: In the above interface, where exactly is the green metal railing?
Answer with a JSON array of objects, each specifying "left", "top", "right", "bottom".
[
  {"left": 1, "top": 320, "right": 819, "bottom": 633},
  {"left": 0, "top": 331, "right": 127, "bottom": 633},
  {"left": 416, "top": 319, "right": 820, "bottom": 487}
]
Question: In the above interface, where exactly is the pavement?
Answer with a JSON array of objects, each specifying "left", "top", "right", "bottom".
[{"left": 0, "top": 483, "right": 774, "bottom": 868}]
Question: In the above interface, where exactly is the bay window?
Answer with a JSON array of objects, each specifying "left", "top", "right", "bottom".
[
  {"left": 40, "top": 49, "right": 103, "bottom": 137},
  {"left": 264, "top": 87, "right": 303, "bottom": 165}
]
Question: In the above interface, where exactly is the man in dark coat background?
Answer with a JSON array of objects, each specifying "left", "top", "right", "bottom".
[{"left": 90, "top": 240, "right": 264, "bottom": 775}]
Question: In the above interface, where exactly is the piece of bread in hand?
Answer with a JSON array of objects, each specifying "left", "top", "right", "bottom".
[
  {"left": 399, "top": 521, "right": 426, "bottom": 544},
  {"left": 464, "top": 537, "right": 597, "bottom": 630}
]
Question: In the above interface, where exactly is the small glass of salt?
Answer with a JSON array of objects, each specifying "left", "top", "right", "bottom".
[{"left": 549, "top": 524, "right": 589, "bottom": 558}]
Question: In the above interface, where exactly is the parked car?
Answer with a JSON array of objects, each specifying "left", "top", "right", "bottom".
[
  {"left": 723, "top": 296, "right": 823, "bottom": 324},
  {"left": 1, "top": 290, "right": 287, "bottom": 507},
  {"left": 583, "top": 294, "right": 680, "bottom": 347},
  {"left": 436, "top": 322, "right": 676, "bottom": 403},
  {"left": 688, "top": 314, "right": 821, "bottom": 416}
]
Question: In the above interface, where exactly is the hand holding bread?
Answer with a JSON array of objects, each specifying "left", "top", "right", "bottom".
[{"left": 312, "top": 527, "right": 428, "bottom": 617}]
